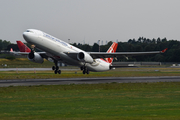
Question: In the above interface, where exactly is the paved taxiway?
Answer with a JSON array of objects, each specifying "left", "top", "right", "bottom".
[{"left": 0, "top": 76, "right": 180, "bottom": 87}]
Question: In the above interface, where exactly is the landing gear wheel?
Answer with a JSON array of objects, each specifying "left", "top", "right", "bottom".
[
  {"left": 56, "top": 66, "right": 59, "bottom": 70},
  {"left": 80, "top": 66, "right": 84, "bottom": 71},
  {"left": 82, "top": 67, "right": 89, "bottom": 74},
  {"left": 58, "top": 70, "right": 61, "bottom": 74},
  {"left": 52, "top": 66, "right": 55, "bottom": 70},
  {"left": 54, "top": 70, "right": 58, "bottom": 74},
  {"left": 52, "top": 60, "right": 61, "bottom": 74}
]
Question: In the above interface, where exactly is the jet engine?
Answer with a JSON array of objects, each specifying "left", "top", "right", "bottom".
[
  {"left": 28, "top": 52, "right": 44, "bottom": 63},
  {"left": 77, "top": 52, "right": 93, "bottom": 63}
]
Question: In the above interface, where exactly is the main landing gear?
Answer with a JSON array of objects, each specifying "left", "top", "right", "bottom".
[
  {"left": 81, "top": 66, "right": 89, "bottom": 74},
  {"left": 52, "top": 61, "right": 61, "bottom": 74}
]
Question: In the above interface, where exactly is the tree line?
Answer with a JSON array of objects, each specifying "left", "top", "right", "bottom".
[
  {"left": 0, "top": 37, "right": 180, "bottom": 62},
  {"left": 72, "top": 37, "right": 179, "bottom": 62},
  {"left": 0, "top": 40, "right": 11, "bottom": 50}
]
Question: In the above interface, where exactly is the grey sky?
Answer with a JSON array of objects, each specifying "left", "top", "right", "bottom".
[{"left": 0, "top": 0, "right": 180, "bottom": 45}]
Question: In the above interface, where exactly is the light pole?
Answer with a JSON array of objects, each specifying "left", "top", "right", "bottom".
[{"left": 98, "top": 40, "right": 100, "bottom": 52}]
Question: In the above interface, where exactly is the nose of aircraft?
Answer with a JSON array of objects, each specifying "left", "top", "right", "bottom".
[
  {"left": 23, "top": 29, "right": 43, "bottom": 44},
  {"left": 23, "top": 31, "right": 35, "bottom": 44},
  {"left": 23, "top": 32, "right": 27, "bottom": 38},
  {"left": 23, "top": 31, "right": 27, "bottom": 39},
  {"left": 23, "top": 32, "right": 29, "bottom": 42}
]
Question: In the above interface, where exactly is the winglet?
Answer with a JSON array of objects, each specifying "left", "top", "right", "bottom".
[{"left": 161, "top": 48, "right": 168, "bottom": 53}]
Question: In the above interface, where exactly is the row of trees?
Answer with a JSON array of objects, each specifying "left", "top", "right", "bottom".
[
  {"left": 1, "top": 37, "right": 180, "bottom": 62},
  {"left": 72, "top": 37, "right": 179, "bottom": 62},
  {"left": 0, "top": 40, "right": 11, "bottom": 50}
]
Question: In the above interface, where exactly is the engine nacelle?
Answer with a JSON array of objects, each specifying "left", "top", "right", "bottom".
[
  {"left": 77, "top": 52, "right": 93, "bottom": 63},
  {"left": 28, "top": 52, "right": 44, "bottom": 63}
]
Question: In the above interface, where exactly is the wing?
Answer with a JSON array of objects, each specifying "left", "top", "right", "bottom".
[
  {"left": 89, "top": 48, "right": 168, "bottom": 59},
  {"left": 64, "top": 48, "right": 167, "bottom": 60},
  {"left": 9, "top": 51, "right": 48, "bottom": 59}
]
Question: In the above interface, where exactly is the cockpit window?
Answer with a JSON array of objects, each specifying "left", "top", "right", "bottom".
[
  {"left": 25, "top": 29, "right": 43, "bottom": 36},
  {"left": 26, "top": 30, "right": 33, "bottom": 33}
]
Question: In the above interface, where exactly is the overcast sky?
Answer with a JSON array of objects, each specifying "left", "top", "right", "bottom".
[{"left": 0, "top": 0, "right": 180, "bottom": 45}]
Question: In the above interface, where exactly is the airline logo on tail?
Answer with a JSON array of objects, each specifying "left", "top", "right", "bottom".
[
  {"left": 105, "top": 42, "right": 118, "bottom": 64},
  {"left": 16, "top": 41, "right": 31, "bottom": 52}
]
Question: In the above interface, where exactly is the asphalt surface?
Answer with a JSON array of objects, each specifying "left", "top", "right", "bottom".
[{"left": 0, "top": 76, "right": 180, "bottom": 87}]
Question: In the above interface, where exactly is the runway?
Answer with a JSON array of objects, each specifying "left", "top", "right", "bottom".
[{"left": 0, "top": 76, "right": 180, "bottom": 87}]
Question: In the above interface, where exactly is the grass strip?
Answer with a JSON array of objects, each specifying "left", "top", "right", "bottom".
[
  {"left": 1, "top": 67, "right": 180, "bottom": 80},
  {"left": 0, "top": 82, "right": 180, "bottom": 119}
]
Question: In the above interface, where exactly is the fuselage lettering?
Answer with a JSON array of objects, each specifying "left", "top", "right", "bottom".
[{"left": 43, "top": 33, "right": 68, "bottom": 47}]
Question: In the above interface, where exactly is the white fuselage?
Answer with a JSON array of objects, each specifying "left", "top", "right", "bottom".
[{"left": 23, "top": 29, "right": 110, "bottom": 72}]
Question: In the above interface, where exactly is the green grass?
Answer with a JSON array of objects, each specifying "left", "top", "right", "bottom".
[
  {"left": 0, "top": 58, "right": 54, "bottom": 68},
  {"left": 1, "top": 58, "right": 180, "bottom": 119},
  {"left": 1, "top": 58, "right": 180, "bottom": 80},
  {"left": 1, "top": 67, "right": 180, "bottom": 80},
  {"left": 0, "top": 82, "right": 180, "bottom": 119}
]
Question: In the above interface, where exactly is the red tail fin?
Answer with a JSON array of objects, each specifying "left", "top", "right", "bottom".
[
  {"left": 105, "top": 42, "right": 118, "bottom": 64},
  {"left": 16, "top": 41, "right": 31, "bottom": 53}
]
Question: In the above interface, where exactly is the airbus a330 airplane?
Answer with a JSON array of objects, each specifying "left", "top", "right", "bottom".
[{"left": 18, "top": 29, "right": 167, "bottom": 74}]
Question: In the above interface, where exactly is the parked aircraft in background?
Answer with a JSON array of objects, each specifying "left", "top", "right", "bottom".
[
  {"left": 9, "top": 41, "right": 31, "bottom": 55},
  {"left": 16, "top": 41, "right": 31, "bottom": 53},
  {"left": 14, "top": 29, "right": 167, "bottom": 74}
]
